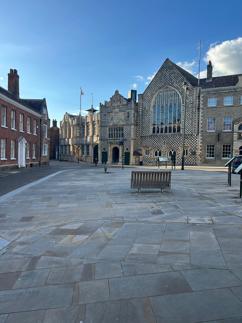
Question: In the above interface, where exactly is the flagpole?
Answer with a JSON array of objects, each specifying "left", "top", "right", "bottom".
[{"left": 80, "top": 87, "right": 82, "bottom": 116}]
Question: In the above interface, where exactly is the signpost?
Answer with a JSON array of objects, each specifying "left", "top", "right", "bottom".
[
  {"left": 234, "top": 163, "right": 242, "bottom": 198},
  {"left": 225, "top": 157, "right": 236, "bottom": 186},
  {"left": 158, "top": 157, "right": 169, "bottom": 168}
]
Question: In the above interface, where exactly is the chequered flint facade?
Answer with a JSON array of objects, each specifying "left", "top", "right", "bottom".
[
  {"left": 60, "top": 58, "right": 242, "bottom": 166},
  {"left": 102, "top": 59, "right": 242, "bottom": 166}
]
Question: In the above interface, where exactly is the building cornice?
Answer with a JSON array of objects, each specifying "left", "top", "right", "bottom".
[{"left": 0, "top": 93, "right": 41, "bottom": 118}]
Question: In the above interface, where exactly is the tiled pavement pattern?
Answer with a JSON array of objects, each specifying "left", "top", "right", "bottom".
[{"left": 0, "top": 166, "right": 242, "bottom": 322}]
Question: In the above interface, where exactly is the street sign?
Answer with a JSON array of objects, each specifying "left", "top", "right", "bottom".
[
  {"left": 225, "top": 157, "right": 236, "bottom": 167},
  {"left": 234, "top": 163, "right": 242, "bottom": 174}
]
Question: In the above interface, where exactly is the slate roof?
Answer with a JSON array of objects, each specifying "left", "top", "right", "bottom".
[
  {"left": 199, "top": 75, "right": 239, "bottom": 89},
  {"left": 165, "top": 59, "right": 240, "bottom": 89},
  {"left": 0, "top": 86, "right": 45, "bottom": 115}
]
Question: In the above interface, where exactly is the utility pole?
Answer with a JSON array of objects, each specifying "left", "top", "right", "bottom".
[{"left": 181, "top": 82, "right": 189, "bottom": 170}]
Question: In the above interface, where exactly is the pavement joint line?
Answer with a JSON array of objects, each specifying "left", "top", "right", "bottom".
[{"left": 0, "top": 170, "right": 67, "bottom": 204}]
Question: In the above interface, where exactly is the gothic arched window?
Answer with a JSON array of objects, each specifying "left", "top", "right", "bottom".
[
  {"left": 152, "top": 89, "right": 181, "bottom": 134},
  {"left": 238, "top": 124, "right": 242, "bottom": 131}
]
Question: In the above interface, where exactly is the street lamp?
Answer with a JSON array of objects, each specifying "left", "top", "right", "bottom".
[
  {"left": 119, "top": 140, "right": 124, "bottom": 169},
  {"left": 181, "top": 82, "right": 189, "bottom": 170}
]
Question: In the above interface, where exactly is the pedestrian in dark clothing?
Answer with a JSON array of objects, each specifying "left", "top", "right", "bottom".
[{"left": 169, "top": 150, "right": 176, "bottom": 170}]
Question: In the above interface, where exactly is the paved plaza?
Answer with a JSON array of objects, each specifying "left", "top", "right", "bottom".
[{"left": 0, "top": 164, "right": 242, "bottom": 322}]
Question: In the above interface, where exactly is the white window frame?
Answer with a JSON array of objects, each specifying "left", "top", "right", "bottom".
[
  {"left": 10, "top": 140, "right": 16, "bottom": 160},
  {"left": 223, "top": 116, "right": 232, "bottom": 132},
  {"left": 0, "top": 139, "right": 7, "bottom": 160},
  {"left": 42, "top": 143, "right": 48, "bottom": 156},
  {"left": 32, "top": 143, "right": 36, "bottom": 159},
  {"left": 240, "top": 96, "right": 242, "bottom": 105},
  {"left": 11, "top": 110, "right": 16, "bottom": 130},
  {"left": 206, "top": 145, "right": 215, "bottom": 159},
  {"left": 26, "top": 142, "right": 30, "bottom": 159},
  {"left": 1, "top": 106, "right": 7, "bottom": 128},
  {"left": 33, "top": 119, "right": 37, "bottom": 135},
  {"left": 207, "top": 117, "right": 216, "bottom": 132},
  {"left": 224, "top": 96, "right": 233, "bottom": 106},
  {"left": 207, "top": 97, "right": 217, "bottom": 107},
  {"left": 27, "top": 117, "right": 31, "bottom": 133},
  {"left": 222, "top": 145, "right": 231, "bottom": 159},
  {"left": 19, "top": 113, "right": 24, "bottom": 132},
  {"left": 43, "top": 124, "right": 48, "bottom": 139}
]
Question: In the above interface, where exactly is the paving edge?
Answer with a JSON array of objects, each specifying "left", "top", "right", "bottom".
[{"left": 0, "top": 170, "right": 66, "bottom": 204}]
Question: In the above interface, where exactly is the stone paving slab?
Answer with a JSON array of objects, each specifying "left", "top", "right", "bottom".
[
  {"left": 150, "top": 289, "right": 242, "bottom": 323},
  {"left": 0, "top": 165, "right": 242, "bottom": 322}
]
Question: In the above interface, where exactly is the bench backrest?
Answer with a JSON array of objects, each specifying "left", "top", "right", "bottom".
[{"left": 131, "top": 171, "right": 171, "bottom": 189}]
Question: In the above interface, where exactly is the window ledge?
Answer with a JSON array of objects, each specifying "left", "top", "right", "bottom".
[
  {"left": 20, "top": 130, "right": 24, "bottom": 133},
  {"left": 0, "top": 158, "right": 7, "bottom": 160},
  {"left": 32, "top": 157, "right": 36, "bottom": 159},
  {"left": 1, "top": 125, "right": 8, "bottom": 128},
  {"left": 10, "top": 158, "right": 16, "bottom": 160},
  {"left": 206, "top": 157, "right": 215, "bottom": 160},
  {"left": 11, "top": 128, "right": 17, "bottom": 131},
  {"left": 222, "top": 130, "right": 232, "bottom": 132},
  {"left": 207, "top": 130, "right": 216, "bottom": 133}
]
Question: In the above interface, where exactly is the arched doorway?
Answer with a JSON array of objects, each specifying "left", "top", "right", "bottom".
[
  {"left": 112, "top": 147, "right": 119, "bottom": 163},
  {"left": 93, "top": 144, "right": 99, "bottom": 163},
  {"left": 18, "top": 137, "right": 26, "bottom": 168}
]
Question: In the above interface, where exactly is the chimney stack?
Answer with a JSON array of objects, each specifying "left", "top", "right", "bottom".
[
  {"left": 8, "top": 69, "right": 19, "bottom": 98},
  {"left": 128, "top": 89, "right": 137, "bottom": 103},
  {"left": 207, "top": 61, "right": 213, "bottom": 81},
  {"left": 52, "top": 119, "right": 57, "bottom": 127}
]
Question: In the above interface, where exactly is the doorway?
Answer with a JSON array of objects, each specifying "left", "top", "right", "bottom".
[
  {"left": 112, "top": 147, "right": 119, "bottom": 163},
  {"left": 93, "top": 144, "right": 99, "bottom": 163},
  {"left": 18, "top": 137, "right": 26, "bottom": 168}
]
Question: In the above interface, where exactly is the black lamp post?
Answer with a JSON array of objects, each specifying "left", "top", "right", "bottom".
[
  {"left": 119, "top": 140, "right": 125, "bottom": 169},
  {"left": 181, "top": 82, "right": 189, "bottom": 170}
]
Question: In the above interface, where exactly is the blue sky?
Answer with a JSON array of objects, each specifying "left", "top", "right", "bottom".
[{"left": 0, "top": 0, "right": 242, "bottom": 123}]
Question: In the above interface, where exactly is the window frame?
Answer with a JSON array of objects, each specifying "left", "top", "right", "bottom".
[
  {"left": 26, "top": 142, "right": 30, "bottom": 159},
  {"left": 33, "top": 119, "right": 37, "bottom": 135},
  {"left": 223, "top": 116, "right": 232, "bottom": 132},
  {"left": 223, "top": 96, "right": 233, "bottom": 106},
  {"left": 27, "top": 117, "right": 31, "bottom": 134},
  {"left": 222, "top": 144, "right": 231, "bottom": 159},
  {"left": 32, "top": 143, "right": 36, "bottom": 159},
  {"left": 1, "top": 106, "right": 7, "bottom": 128},
  {"left": 206, "top": 145, "right": 215, "bottom": 159},
  {"left": 207, "top": 97, "right": 217, "bottom": 107},
  {"left": 10, "top": 110, "right": 16, "bottom": 130},
  {"left": 0, "top": 139, "right": 7, "bottom": 160},
  {"left": 207, "top": 117, "right": 216, "bottom": 132},
  {"left": 19, "top": 113, "right": 24, "bottom": 132},
  {"left": 10, "top": 140, "right": 16, "bottom": 160}
]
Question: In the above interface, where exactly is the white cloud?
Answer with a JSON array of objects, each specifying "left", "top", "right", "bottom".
[
  {"left": 0, "top": 76, "right": 3, "bottom": 81},
  {"left": 205, "top": 37, "right": 242, "bottom": 75},
  {"left": 135, "top": 75, "right": 144, "bottom": 81},
  {"left": 147, "top": 73, "right": 155, "bottom": 82},
  {"left": 176, "top": 60, "right": 196, "bottom": 74},
  {"left": 132, "top": 83, "right": 138, "bottom": 89}
]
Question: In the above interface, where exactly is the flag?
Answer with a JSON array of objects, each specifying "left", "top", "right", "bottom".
[{"left": 80, "top": 88, "right": 84, "bottom": 96}]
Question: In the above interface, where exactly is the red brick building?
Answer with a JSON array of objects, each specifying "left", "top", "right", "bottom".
[{"left": 0, "top": 69, "right": 49, "bottom": 169}]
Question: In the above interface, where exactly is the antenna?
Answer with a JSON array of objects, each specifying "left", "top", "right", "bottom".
[
  {"left": 91, "top": 93, "right": 94, "bottom": 108},
  {"left": 198, "top": 40, "right": 202, "bottom": 87}
]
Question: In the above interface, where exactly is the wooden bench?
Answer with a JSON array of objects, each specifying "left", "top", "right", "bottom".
[{"left": 131, "top": 170, "right": 171, "bottom": 192}]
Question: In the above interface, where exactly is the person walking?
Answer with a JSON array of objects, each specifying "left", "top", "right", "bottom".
[{"left": 170, "top": 149, "right": 176, "bottom": 170}]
